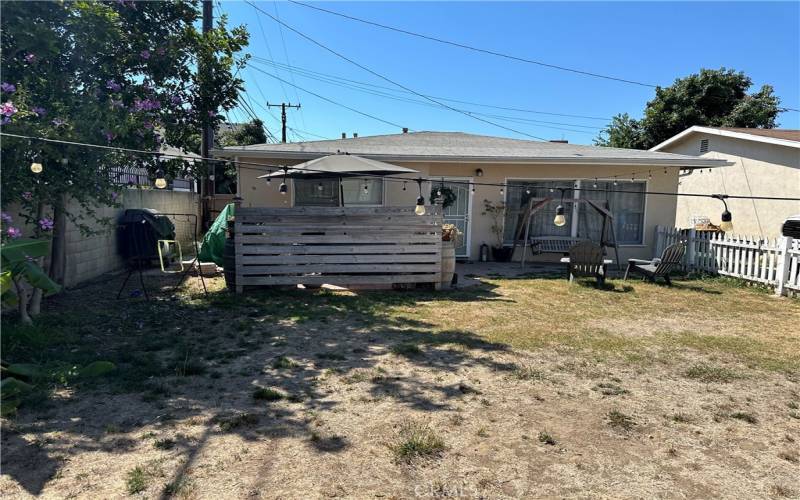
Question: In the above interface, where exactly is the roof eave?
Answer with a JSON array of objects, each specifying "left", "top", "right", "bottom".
[
  {"left": 212, "top": 148, "right": 728, "bottom": 168},
  {"left": 651, "top": 125, "right": 800, "bottom": 151}
]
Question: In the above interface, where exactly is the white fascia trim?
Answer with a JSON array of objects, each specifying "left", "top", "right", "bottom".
[
  {"left": 650, "top": 126, "right": 800, "bottom": 151},
  {"left": 211, "top": 149, "right": 729, "bottom": 168}
]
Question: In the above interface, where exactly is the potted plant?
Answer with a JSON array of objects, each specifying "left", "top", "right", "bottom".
[
  {"left": 482, "top": 200, "right": 512, "bottom": 262},
  {"left": 440, "top": 223, "right": 461, "bottom": 287}
]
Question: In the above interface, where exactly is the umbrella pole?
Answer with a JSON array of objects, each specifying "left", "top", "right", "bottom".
[{"left": 339, "top": 177, "right": 344, "bottom": 207}]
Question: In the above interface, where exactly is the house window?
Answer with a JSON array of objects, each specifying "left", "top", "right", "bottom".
[
  {"left": 578, "top": 181, "right": 646, "bottom": 245},
  {"left": 699, "top": 139, "right": 709, "bottom": 154},
  {"left": 293, "top": 177, "right": 384, "bottom": 206},
  {"left": 503, "top": 181, "right": 576, "bottom": 244},
  {"left": 341, "top": 177, "right": 383, "bottom": 205}
]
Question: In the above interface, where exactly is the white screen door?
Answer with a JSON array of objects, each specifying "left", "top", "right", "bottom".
[{"left": 441, "top": 178, "right": 472, "bottom": 258}]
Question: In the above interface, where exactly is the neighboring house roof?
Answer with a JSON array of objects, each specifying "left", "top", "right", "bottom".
[
  {"left": 650, "top": 126, "right": 800, "bottom": 151},
  {"left": 213, "top": 131, "right": 727, "bottom": 168}
]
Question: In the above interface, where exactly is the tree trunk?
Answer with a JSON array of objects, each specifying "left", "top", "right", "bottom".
[
  {"left": 14, "top": 277, "right": 32, "bottom": 325},
  {"left": 30, "top": 202, "right": 45, "bottom": 316},
  {"left": 49, "top": 193, "right": 68, "bottom": 287}
]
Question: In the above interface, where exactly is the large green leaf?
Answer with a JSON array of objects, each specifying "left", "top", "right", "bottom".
[
  {"left": 0, "top": 239, "right": 50, "bottom": 264},
  {"left": 3, "top": 363, "right": 43, "bottom": 379},
  {"left": 0, "top": 377, "right": 34, "bottom": 399},
  {"left": 78, "top": 361, "right": 116, "bottom": 378},
  {"left": 15, "top": 260, "right": 60, "bottom": 296},
  {"left": 0, "top": 271, "right": 16, "bottom": 306}
]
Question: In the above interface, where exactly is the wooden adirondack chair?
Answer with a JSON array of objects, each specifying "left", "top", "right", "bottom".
[
  {"left": 567, "top": 241, "right": 606, "bottom": 286},
  {"left": 623, "top": 242, "right": 686, "bottom": 285}
]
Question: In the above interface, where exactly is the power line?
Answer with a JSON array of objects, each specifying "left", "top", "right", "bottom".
[
  {"left": 287, "top": 0, "right": 658, "bottom": 88},
  {"left": 271, "top": 1, "right": 306, "bottom": 129},
  {"left": 245, "top": 1, "right": 549, "bottom": 141},
  {"left": 248, "top": 64, "right": 409, "bottom": 130},
  {"left": 5, "top": 131, "right": 799, "bottom": 202},
  {"left": 247, "top": 58, "right": 603, "bottom": 134},
  {"left": 252, "top": 57, "right": 612, "bottom": 121}
]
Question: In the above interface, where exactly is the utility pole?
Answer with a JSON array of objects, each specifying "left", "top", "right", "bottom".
[
  {"left": 266, "top": 102, "right": 301, "bottom": 143},
  {"left": 200, "top": 0, "right": 214, "bottom": 230}
]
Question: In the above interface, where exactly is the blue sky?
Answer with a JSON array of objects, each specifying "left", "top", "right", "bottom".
[{"left": 219, "top": 1, "right": 800, "bottom": 145}]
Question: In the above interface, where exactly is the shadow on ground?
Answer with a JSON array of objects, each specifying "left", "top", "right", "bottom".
[{"left": 1, "top": 274, "right": 511, "bottom": 496}]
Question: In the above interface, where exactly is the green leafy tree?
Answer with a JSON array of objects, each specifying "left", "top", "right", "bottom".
[
  {"left": 596, "top": 68, "right": 781, "bottom": 149},
  {"left": 218, "top": 118, "right": 268, "bottom": 147},
  {"left": 0, "top": 1, "right": 249, "bottom": 299}
]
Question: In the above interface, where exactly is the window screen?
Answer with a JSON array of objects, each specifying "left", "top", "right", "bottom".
[{"left": 579, "top": 181, "right": 646, "bottom": 245}]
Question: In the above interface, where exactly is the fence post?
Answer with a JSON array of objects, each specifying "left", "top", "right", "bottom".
[
  {"left": 686, "top": 228, "right": 696, "bottom": 271},
  {"left": 654, "top": 226, "right": 663, "bottom": 257},
  {"left": 775, "top": 236, "right": 792, "bottom": 296}
]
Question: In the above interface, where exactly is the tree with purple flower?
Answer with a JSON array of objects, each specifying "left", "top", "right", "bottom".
[{"left": 1, "top": 82, "right": 16, "bottom": 93}]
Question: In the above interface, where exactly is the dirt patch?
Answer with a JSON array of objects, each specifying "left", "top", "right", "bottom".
[{"left": 2, "top": 275, "right": 799, "bottom": 498}]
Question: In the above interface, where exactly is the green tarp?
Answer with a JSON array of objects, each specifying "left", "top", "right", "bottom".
[{"left": 198, "top": 203, "right": 234, "bottom": 266}]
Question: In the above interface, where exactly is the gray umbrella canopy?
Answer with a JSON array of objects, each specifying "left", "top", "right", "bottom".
[{"left": 257, "top": 154, "right": 418, "bottom": 179}]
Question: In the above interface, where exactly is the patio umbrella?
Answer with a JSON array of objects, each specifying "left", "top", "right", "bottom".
[{"left": 256, "top": 154, "right": 418, "bottom": 180}]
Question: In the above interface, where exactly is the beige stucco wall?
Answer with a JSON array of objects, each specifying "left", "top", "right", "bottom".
[
  {"left": 4, "top": 189, "right": 200, "bottom": 288},
  {"left": 660, "top": 133, "right": 800, "bottom": 238},
  {"left": 234, "top": 156, "right": 680, "bottom": 262}
]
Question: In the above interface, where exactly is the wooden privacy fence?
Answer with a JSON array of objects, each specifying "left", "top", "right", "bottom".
[
  {"left": 654, "top": 225, "right": 800, "bottom": 296},
  {"left": 233, "top": 206, "right": 442, "bottom": 292}
]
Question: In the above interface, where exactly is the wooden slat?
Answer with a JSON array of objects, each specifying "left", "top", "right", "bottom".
[
  {"left": 237, "top": 273, "right": 440, "bottom": 286},
  {"left": 239, "top": 253, "right": 441, "bottom": 264},
  {"left": 237, "top": 244, "right": 441, "bottom": 255},
  {"left": 239, "top": 263, "right": 441, "bottom": 274},
  {"left": 238, "top": 206, "right": 440, "bottom": 216},
  {"left": 236, "top": 235, "right": 440, "bottom": 244},
  {"left": 235, "top": 222, "right": 440, "bottom": 232}
]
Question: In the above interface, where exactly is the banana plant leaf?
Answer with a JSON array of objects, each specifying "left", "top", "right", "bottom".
[
  {"left": 78, "top": 361, "right": 116, "bottom": 378},
  {"left": 2, "top": 363, "right": 43, "bottom": 379},
  {"left": 0, "top": 238, "right": 50, "bottom": 264},
  {"left": 11, "top": 260, "right": 61, "bottom": 296}
]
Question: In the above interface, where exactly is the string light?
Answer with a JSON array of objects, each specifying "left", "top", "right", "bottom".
[
  {"left": 30, "top": 154, "right": 43, "bottom": 174},
  {"left": 553, "top": 187, "right": 567, "bottom": 227},
  {"left": 154, "top": 155, "right": 167, "bottom": 189},
  {"left": 265, "top": 170, "right": 272, "bottom": 184},
  {"left": 471, "top": 184, "right": 475, "bottom": 194},
  {"left": 363, "top": 182, "right": 369, "bottom": 193},
  {"left": 613, "top": 177, "right": 618, "bottom": 186},
  {"left": 402, "top": 181, "right": 407, "bottom": 191},
  {"left": 525, "top": 187, "right": 531, "bottom": 195},
  {"left": 317, "top": 182, "right": 324, "bottom": 192},
  {"left": 279, "top": 167, "right": 288, "bottom": 195},
  {"left": 414, "top": 178, "right": 425, "bottom": 216},
  {"left": 500, "top": 186, "right": 504, "bottom": 196},
  {"left": 592, "top": 178, "right": 598, "bottom": 188},
  {"left": 712, "top": 194, "right": 733, "bottom": 232}
]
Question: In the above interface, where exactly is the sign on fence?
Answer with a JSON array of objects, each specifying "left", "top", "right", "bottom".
[{"left": 654, "top": 225, "right": 799, "bottom": 296}]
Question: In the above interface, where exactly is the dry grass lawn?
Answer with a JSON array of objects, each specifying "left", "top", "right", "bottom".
[{"left": 1, "top": 274, "right": 799, "bottom": 499}]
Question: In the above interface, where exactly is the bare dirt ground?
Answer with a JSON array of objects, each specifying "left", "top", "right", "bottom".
[{"left": 1, "top": 274, "right": 799, "bottom": 499}]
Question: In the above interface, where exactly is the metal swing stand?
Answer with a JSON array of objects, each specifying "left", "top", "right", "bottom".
[
  {"left": 116, "top": 212, "right": 208, "bottom": 300},
  {"left": 513, "top": 196, "right": 621, "bottom": 271}
]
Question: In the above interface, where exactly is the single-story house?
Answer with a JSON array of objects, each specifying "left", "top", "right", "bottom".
[
  {"left": 650, "top": 126, "right": 800, "bottom": 238},
  {"left": 213, "top": 131, "right": 726, "bottom": 262}
]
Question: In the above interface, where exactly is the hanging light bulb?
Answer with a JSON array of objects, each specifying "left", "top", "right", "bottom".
[
  {"left": 471, "top": 184, "right": 475, "bottom": 194},
  {"left": 553, "top": 188, "right": 567, "bottom": 226},
  {"left": 266, "top": 172, "right": 272, "bottom": 185},
  {"left": 549, "top": 188, "right": 555, "bottom": 193},
  {"left": 363, "top": 182, "right": 369, "bottom": 193},
  {"left": 713, "top": 194, "right": 733, "bottom": 232},
  {"left": 500, "top": 186, "right": 504, "bottom": 196},
  {"left": 317, "top": 182, "right": 324, "bottom": 192},
  {"left": 553, "top": 205, "right": 566, "bottom": 227},
  {"left": 155, "top": 170, "right": 167, "bottom": 189},
  {"left": 414, "top": 178, "right": 426, "bottom": 215},
  {"left": 279, "top": 167, "right": 288, "bottom": 195},
  {"left": 415, "top": 195, "right": 426, "bottom": 215},
  {"left": 648, "top": 170, "right": 653, "bottom": 179},
  {"left": 613, "top": 177, "right": 618, "bottom": 186},
  {"left": 402, "top": 181, "right": 407, "bottom": 191},
  {"left": 592, "top": 178, "right": 598, "bottom": 188},
  {"left": 525, "top": 187, "right": 531, "bottom": 195},
  {"left": 30, "top": 154, "right": 43, "bottom": 174}
]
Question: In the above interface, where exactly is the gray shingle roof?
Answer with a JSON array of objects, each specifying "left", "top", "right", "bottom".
[{"left": 214, "top": 131, "right": 728, "bottom": 167}]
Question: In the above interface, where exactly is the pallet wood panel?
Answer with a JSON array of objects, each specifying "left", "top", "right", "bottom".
[{"left": 234, "top": 206, "right": 442, "bottom": 291}]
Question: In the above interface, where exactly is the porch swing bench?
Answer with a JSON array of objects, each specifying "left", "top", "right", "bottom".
[{"left": 528, "top": 236, "right": 589, "bottom": 255}]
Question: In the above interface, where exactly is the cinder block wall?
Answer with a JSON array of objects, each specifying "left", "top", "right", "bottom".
[
  {"left": 63, "top": 189, "right": 200, "bottom": 287},
  {"left": 4, "top": 189, "right": 200, "bottom": 288}
]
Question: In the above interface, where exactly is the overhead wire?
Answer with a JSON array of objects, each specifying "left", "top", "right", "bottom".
[
  {"left": 244, "top": 0, "right": 550, "bottom": 141},
  {"left": 5, "top": 132, "right": 799, "bottom": 202},
  {"left": 286, "top": 0, "right": 658, "bottom": 88}
]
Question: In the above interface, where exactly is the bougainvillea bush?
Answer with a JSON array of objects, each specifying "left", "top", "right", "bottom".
[{"left": 0, "top": 0, "right": 248, "bottom": 303}]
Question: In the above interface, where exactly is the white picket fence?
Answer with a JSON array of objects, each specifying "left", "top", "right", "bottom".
[{"left": 654, "top": 225, "right": 800, "bottom": 296}]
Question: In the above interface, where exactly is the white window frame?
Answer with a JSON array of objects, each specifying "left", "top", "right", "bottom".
[
  {"left": 503, "top": 176, "right": 649, "bottom": 247},
  {"left": 291, "top": 177, "right": 386, "bottom": 207}
]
